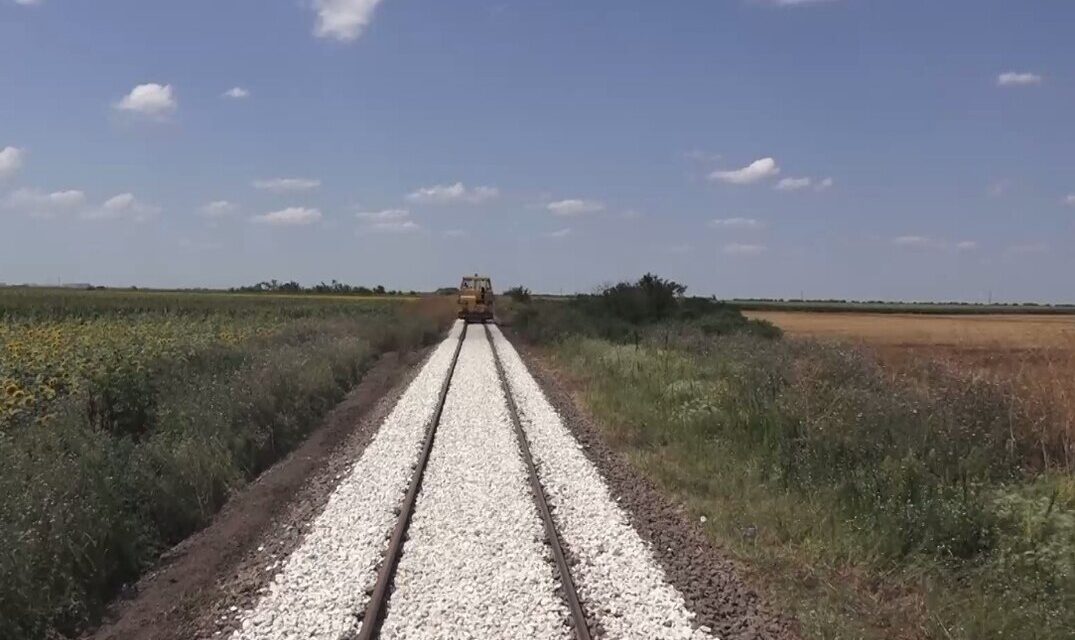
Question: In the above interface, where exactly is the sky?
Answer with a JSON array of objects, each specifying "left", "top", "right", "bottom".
[{"left": 1, "top": 0, "right": 1073, "bottom": 301}]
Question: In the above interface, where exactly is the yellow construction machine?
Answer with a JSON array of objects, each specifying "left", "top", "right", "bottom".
[{"left": 457, "top": 274, "right": 495, "bottom": 323}]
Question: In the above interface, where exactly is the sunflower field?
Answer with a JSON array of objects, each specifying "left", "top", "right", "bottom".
[
  {"left": 0, "top": 287, "right": 452, "bottom": 640},
  {"left": 1, "top": 316, "right": 275, "bottom": 428}
]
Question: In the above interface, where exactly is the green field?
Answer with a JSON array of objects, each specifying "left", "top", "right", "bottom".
[{"left": 0, "top": 288, "right": 449, "bottom": 640}]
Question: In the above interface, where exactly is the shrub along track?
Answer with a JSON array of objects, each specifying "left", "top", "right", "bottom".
[{"left": 90, "top": 322, "right": 793, "bottom": 639}]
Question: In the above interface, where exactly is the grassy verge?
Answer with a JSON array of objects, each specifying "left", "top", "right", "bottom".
[
  {"left": 0, "top": 294, "right": 452, "bottom": 639},
  {"left": 506, "top": 278, "right": 1073, "bottom": 640}
]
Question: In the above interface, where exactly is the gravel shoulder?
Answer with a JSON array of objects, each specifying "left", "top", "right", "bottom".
[
  {"left": 505, "top": 330, "right": 801, "bottom": 640},
  {"left": 86, "top": 344, "right": 435, "bottom": 640}
]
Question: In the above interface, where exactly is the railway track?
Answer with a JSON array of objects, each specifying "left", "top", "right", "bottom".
[
  {"left": 229, "top": 320, "right": 712, "bottom": 639},
  {"left": 356, "top": 322, "right": 591, "bottom": 640}
]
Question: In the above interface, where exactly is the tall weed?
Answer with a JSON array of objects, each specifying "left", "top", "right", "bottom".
[{"left": 549, "top": 333, "right": 1074, "bottom": 639}]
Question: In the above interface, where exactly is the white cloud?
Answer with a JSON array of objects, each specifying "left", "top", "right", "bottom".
[
  {"left": 83, "top": 193, "right": 161, "bottom": 222},
  {"left": 252, "top": 178, "right": 321, "bottom": 193},
  {"left": 200, "top": 200, "right": 238, "bottom": 217},
  {"left": 776, "top": 176, "right": 834, "bottom": 192},
  {"left": 708, "top": 157, "right": 780, "bottom": 185},
  {"left": 723, "top": 243, "right": 767, "bottom": 256},
  {"left": 544, "top": 228, "right": 572, "bottom": 238},
  {"left": 5, "top": 188, "right": 86, "bottom": 218},
  {"left": 114, "top": 83, "right": 177, "bottom": 118},
  {"left": 776, "top": 177, "right": 812, "bottom": 191},
  {"left": 312, "top": 0, "right": 386, "bottom": 42},
  {"left": 355, "top": 208, "right": 422, "bottom": 233},
  {"left": 405, "top": 182, "right": 499, "bottom": 205},
  {"left": 251, "top": 207, "right": 322, "bottom": 226},
  {"left": 893, "top": 236, "right": 983, "bottom": 252},
  {"left": 368, "top": 220, "right": 421, "bottom": 233},
  {"left": 892, "top": 235, "right": 947, "bottom": 250},
  {"left": 355, "top": 208, "right": 409, "bottom": 221},
  {"left": 546, "top": 199, "right": 605, "bottom": 216},
  {"left": 1065, "top": 194, "right": 1075, "bottom": 206},
  {"left": 222, "top": 87, "right": 250, "bottom": 99},
  {"left": 709, "top": 217, "right": 763, "bottom": 229},
  {"left": 997, "top": 72, "right": 1043, "bottom": 87},
  {"left": 0, "top": 146, "right": 25, "bottom": 178},
  {"left": 14, "top": 0, "right": 43, "bottom": 6}
]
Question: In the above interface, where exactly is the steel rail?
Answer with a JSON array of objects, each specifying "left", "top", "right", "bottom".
[
  {"left": 355, "top": 322, "right": 468, "bottom": 640},
  {"left": 484, "top": 324, "right": 593, "bottom": 640}
]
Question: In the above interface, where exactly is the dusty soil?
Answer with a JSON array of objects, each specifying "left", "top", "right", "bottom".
[
  {"left": 87, "top": 347, "right": 430, "bottom": 640},
  {"left": 510, "top": 336, "right": 800, "bottom": 640}
]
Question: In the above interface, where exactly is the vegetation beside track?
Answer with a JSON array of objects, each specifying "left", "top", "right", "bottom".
[
  {"left": 0, "top": 288, "right": 453, "bottom": 640},
  {"left": 506, "top": 276, "right": 1075, "bottom": 640}
]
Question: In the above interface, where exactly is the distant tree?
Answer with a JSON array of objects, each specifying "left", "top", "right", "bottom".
[
  {"left": 598, "top": 273, "right": 686, "bottom": 323},
  {"left": 505, "top": 286, "right": 532, "bottom": 303}
]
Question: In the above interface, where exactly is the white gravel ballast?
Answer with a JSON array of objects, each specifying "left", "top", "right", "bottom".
[
  {"left": 489, "top": 325, "right": 715, "bottom": 640},
  {"left": 379, "top": 326, "right": 570, "bottom": 639},
  {"left": 230, "top": 321, "right": 465, "bottom": 640}
]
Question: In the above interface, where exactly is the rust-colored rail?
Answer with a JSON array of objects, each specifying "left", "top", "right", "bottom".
[
  {"left": 355, "top": 323, "right": 467, "bottom": 640},
  {"left": 485, "top": 325, "right": 592, "bottom": 640}
]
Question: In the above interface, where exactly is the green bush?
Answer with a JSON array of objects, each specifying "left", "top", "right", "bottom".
[
  {"left": 504, "top": 286, "right": 532, "bottom": 303},
  {"left": 508, "top": 273, "right": 779, "bottom": 344}
]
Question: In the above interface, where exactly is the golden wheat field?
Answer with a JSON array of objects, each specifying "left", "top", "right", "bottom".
[
  {"left": 746, "top": 311, "right": 1075, "bottom": 348},
  {"left": 748, "top": 310, "right": 1075, "bottom": 469}
]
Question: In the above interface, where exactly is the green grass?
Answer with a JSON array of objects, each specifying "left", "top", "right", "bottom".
[
  {"left": 0, "top": 290, "right": 451, "bottom": 639},
  {"left": 544, "top": 331, "right": 1074, "bottom": 639}
]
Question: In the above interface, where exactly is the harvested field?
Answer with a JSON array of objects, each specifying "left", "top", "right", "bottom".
[
  {"left": 745, "top": 311, "right": 1075, "bottom": 348},
  {"left": 748, "top": 311, "right": 1075, "bottom": 470}
]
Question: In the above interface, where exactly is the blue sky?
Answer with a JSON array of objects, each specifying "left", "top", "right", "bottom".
[{"left": 1, "top": 0, "right": 1073, "bottom": 301}]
